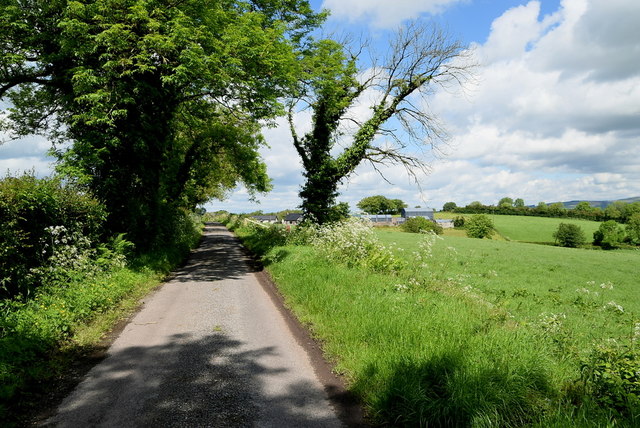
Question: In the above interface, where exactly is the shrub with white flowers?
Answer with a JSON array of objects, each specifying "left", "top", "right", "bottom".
[{"left": 309, "top": 218, "right": 404, "bottom": 273}]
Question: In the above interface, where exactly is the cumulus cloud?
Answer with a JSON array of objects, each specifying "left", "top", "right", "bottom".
[
  {"left": 426, "top": 0, "right": 640, "bottom": 207},
  {"left": 321, "top": 0, "right": 463, "bottom": 28}
]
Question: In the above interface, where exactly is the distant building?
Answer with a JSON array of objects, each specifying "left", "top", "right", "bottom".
[
  {"left": 436, "top": 219, "right": 454, "bottom": 229},
  {"left": 400, "top": 208, "right": 435, "bottom": 220},
  {"left": 283, "top": 213, "right": 303, "bottom": 225},
  {"left": 362, "top": 214, "right": 394, "bottom": 224},
  {"left": 252, "top": 215, "right": 278, "bottom": 224}
]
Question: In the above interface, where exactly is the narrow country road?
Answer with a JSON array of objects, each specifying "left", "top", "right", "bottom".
[{"left": 45, "top": 223, "right": 346, "bottom": 427}]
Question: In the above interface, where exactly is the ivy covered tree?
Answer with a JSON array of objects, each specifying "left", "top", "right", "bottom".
[
  {"left": 0, "top": 0, "right": 324, "bottom": 247},
  {"left": 287, "top": 21, "right": 473, "bottom": 223}
]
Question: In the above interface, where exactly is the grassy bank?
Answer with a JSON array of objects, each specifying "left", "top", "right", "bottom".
[
  {"left": 0, "top": 223, "right": 202, "bottom": 425},
  {"left": 228, "top": 216, "right": 640, "bottom": 426}
]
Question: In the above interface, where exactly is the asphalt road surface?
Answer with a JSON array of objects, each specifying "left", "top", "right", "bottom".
[{"left": 45, "top": 223, "right": 346, "bottom": 427}]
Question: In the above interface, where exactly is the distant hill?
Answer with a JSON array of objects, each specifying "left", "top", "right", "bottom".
[{"left": 555, "top": 196, "right": 640, "bottom": 210}]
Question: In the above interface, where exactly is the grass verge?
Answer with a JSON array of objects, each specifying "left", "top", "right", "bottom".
[{"left": 228, "top": 216, "right": 640, "bottom": 427}]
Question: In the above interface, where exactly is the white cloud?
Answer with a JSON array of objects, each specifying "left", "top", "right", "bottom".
[
  {"left": 321, "top": 0, "right": 463, "bottom": 28},
  {"left": 425, "top": 0, "right": 640, "bottom": 207},
  {"left": 0, "top": 155, "right": 55, "bottom": 177}
]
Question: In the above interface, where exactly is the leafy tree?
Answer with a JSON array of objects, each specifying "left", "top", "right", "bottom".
[
  {"left": 548, "top": 202, "right": 567, "bottom": 217},
  {"left": 330, "top": 201, "right": 351, "bottom": 222},
  {"left": 453, "top": 216, "right": 465, "bottom": 228},
  {"left": 604, "top": 201, "right": 627, "bottom": 221},
  {"left": 574, "top": 201, "right": 594, "bottom": 212},
  {"left": 442, "top": 201, "right": 457, "bottom": 212},
  {"left": 466, "top": 201, "right": 486, "bottom": 212},
  {"left": 390, "top": 199, "right": 408, "bottom": 214},
  {"left": 536, "top": 202, "right": 549, "bottom": 213},
  {"left": 553, "top": 223, "right": 586, "bottom": 248},
  {"left": 358, "top": 195, "right": 389, "bottom": 214},
  {"left": 498, "top": 197, "right": 514, "bottom": 208},
  {"left": 0, "top": 0, "right": 323, "bottom": 246},
  {"left": 626, "top": 213, "right": 640, "bottom": 245},
  {"left": 514, "top": 198, "right": 525, "bottom": 208},
  {"left": 593, "top": 220, "right": 625, "bottom": 249},
  {"left": 466, "top": 215, "right": 494, "bottom": 239},
  {"left": 287, "top": 21, "right": 472, "bottom": 223},
  {"left": 357, "top": 195, "right": 406, "bottom": 214},
  {"left": 401, "top": 217, "right": 442, "bottom": 234}
]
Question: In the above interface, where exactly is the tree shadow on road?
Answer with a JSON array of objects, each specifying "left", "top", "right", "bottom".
[
  {"left": 172, "top": 224, "right": 261, "bottom": 283},
  {"left": 46, "top": 331, "right": 341, "bottom": 427}
]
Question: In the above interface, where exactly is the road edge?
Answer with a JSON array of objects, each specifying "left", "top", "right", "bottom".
[{"left": 232, "top": 231, "right": 370, "bottom": 428}]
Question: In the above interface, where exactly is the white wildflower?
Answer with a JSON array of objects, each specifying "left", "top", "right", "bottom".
[
  {"left": 604, "top": 301, "right": 624, "bottom": 314},
  {"left": 394, "top": 284, "right": 409, "bottom": 292},
  {"left": 600, "top": 281, "right": 614, "bottom": 290}
]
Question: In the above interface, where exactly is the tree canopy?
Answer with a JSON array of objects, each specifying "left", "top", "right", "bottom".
[
  {"left": 287, "top": 21, "right": 472, "bottom": 223},
  {"left": 357, "top": 195, "right": 406, "bottom": 215},
  {"left": 1, "top": 0, "right": 324, "bottom": 245}
]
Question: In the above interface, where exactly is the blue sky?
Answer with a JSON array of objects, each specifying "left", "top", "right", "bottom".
[{"left": 1, "top": 0, "right": 639, "bottom": 212}]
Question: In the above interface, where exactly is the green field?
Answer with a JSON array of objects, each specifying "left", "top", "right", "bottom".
[
  {"left": 438, "top": 213, "right": 603, "bottom": 243},
  {"left": 377, "top": 230, "right": 640, "bottom": 349}
]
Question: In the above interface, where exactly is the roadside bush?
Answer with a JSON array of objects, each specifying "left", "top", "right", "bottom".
[
  {"left": 285, "top": 223, "right": 317, "bottom": 246},
  {"left": 240, "top": 221, "right": 287, "bottom": 256},
  {"left": 581, "top": 343, "right": 640, "bottom": 417},
  {"left": 401, "top": 217, "right": 443, "bottom": 234},
  {"left": 465, "top": 214, "right": 494, "bottom": 239},
  {"left": 0, "top": 173, "right": 106, "bottom": 299},
  {"left": 310, "top": 218, "right": 404, "bottom": 273},
  {"left": 593, "top": 220, "right": 625, "bottom": 249},
  {"left": 553, "top": 223, "right": 586, "bottom": 248}
]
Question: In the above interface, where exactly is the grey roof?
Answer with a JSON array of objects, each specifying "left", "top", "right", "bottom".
[
  {"left": 401, "top": 208, "right": 434, "bottom": 217},
  {"left": 284, "top": 213, "right": 303, "bottom": 221},
  {"left": 363, "top": 214, "right": 393, "bottom": 221},
  {"left": 253, "top": 215, "right": 277, "bottom": 221}
]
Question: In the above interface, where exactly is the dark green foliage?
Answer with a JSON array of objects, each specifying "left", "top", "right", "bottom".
[
  {"left": 0, "top": 173, "right": 105, "bottom": 299},
  {"left": 581, "top": 344, "right": 640, "bottom": 418},
  {"left": 593, "top": 220, "right": 625, "bottom": 249},
  {"left": 553, "top": 223, "right": 586, "bottom": 248},
  {"left": 453, "top": 216, "right": 465, "bottom": 228},
  {"left": 442, "top": 201, "right": 457, "bottom": 212},
  {"left": 466, "top": 215, "right": 495, "bottom": 239},
  {"left": 329, "top": 202, "right": 351, "bottom": 222},
  {"left": 401, "top": 217, "right": 443, "bottom": 234},
  {"left": 1, "top": 0, "right": 323, "bottom": 248}
]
